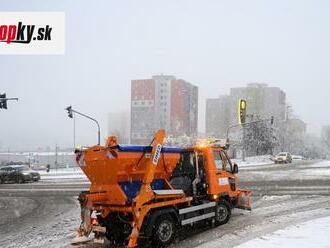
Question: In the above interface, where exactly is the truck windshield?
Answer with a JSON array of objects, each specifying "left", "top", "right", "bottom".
[
  {"left": 222, "top": 151, "right": 233, "bottom": 173},
  {"left": 213, "top": 150, "right": 233, "bottom": 172},
  {"left": 213, "top": 151, "right": 223, "bottom": 170}
]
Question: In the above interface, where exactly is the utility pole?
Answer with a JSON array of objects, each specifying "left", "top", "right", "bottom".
[
  {"left": 55, "top": 145, "right": 58, "bottom": 172},
  {"left": 283, "top": 105, "right": 291, "bottom": 151},
  {"left": 73, "top": 112, "right": 76, "bottom": 148},
  {"left": 242, "top": 127, "right": 246, "bottom": 161},
  {"left": 65, "top": 106, "right": 101, "bottom": 145},
  {"left": 242, "top": 114, "right": 253, "bottom": 161}
]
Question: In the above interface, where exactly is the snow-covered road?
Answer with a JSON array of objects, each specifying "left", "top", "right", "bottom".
[
  {"left": 0, "top": 159, "right": 330, "bottom": 248},
  {"left": 236, "top": 216, "right": 330, "bottom": 248}
]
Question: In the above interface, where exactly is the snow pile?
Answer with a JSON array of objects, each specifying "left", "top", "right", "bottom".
[
  {"left": 298, "top": 160, "right": 330, "bottom": 178},
  {"left": 232, "top": 155, "right": 273, "bottom": 167},
  {"left": 267, "top": 160, "right": 330, "bottom": 181},
  {"left": 261, "top": 195, "right": 292, "bottom": 201},
  {"left": 0, "top": 151, "right": 74, "bottom": 156},
  {"left": 236, "top": 216, "right": 330, "bottom": 248},
  {"left": 39, "top": 167, "right": 86, "bottom": 180},
  {"left": 307, "top": 160, "right": 330, "bottom": 168}
]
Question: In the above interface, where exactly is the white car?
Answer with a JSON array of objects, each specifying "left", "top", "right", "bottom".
[{"left": 274, "top": 152, "right": 292, "bottom": 164}]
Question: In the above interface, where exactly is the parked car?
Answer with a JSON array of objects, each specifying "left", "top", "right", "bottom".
[
  {"left": 0, "top": 165, "right": 40, "bottom": 184},
  {"left": 274, "top": 152, "right": 292, "bottom": 164}
]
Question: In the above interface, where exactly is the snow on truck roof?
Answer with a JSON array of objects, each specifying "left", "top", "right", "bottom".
[{"left": 117, "top": 145, "right": 183, "bottom": 153}]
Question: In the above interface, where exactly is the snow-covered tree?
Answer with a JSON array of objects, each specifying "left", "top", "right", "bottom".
[
  {"left": 243, "top": 119, "right": 278, "bottom": 156},
  {"left": 164, "top": 135, "right": 195, "bottom": 147}
]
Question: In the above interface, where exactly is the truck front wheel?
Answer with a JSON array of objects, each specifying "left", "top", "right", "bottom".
[
  {"left": 215, "top": 201, "right": 231, "bottom": 226},
  {"left": 152, "top": 214, "right": 176, "bottom": 247}
]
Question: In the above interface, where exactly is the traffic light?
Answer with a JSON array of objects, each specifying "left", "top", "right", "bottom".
[
  {"left": 0, "top": 93, "right": 7, "bottom": 109},
  {"left": 270, "top": 116, "right": 274, "bottom": 125},
  {"left": 66, "top": 106, "right": 73, "bottom": 118},
  {"left": 238, "top": 99, "right": 247, "bottom": 125}
]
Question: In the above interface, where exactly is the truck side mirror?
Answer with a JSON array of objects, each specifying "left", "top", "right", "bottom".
[{"left": 233, "top": 163, "right": 238, "bottom": 174}]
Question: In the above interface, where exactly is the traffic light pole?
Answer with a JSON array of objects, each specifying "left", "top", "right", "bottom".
[
  {"left": 242, "top": 126, "right": 246, "bottom": 161},
  {"left": 66, "top": 106, "right": 101, "bottom": 145}
]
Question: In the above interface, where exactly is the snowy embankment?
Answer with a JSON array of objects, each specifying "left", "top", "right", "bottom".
[
  {"left": 239, "top": 160, "right": 330, "bottom": 182},
  {"left": 38, "top": 155, "right": 273, "bottom": 181},
  {"left": 39, "top": 167, "right": 87, "bottom": 181},
  {"left": 236, "top": 216, "right": 330, "bottom": 248},
  {"left": 232, "top": 155, "right": 273, "bottom": 167}
]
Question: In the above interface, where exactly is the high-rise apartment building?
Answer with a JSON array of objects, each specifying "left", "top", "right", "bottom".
[
  {"left": 205, "top": 95, "right": 231, "bottom": 137},
  {"left": 230, "top": 83, "right": 286, "bottom": 123},
  {"left": 131, "top": 75, "right": 198, "bottom": 144},
  {"left": 206, "top": 83, "right": 286, "bottom": 138}
]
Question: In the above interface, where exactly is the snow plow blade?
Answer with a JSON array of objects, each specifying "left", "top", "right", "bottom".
[{"left": 237, "top": 189, "right": 251, "bottom": 210}]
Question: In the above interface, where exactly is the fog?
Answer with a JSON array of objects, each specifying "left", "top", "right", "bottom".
[{"left": 0, "top": 0, "right": 329, "bottom": 150}]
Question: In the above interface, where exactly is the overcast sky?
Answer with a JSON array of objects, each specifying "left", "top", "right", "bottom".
[{"left": 0, "top": 0, "right": 329, "bottom": 151}]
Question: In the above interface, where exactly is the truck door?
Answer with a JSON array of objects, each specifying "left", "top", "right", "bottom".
[
  {"left": 220, "top": 151, "right": 237, "bottom": 192},
  {"left": 210, "top": 149, "right": 236, "bottom": 195}
]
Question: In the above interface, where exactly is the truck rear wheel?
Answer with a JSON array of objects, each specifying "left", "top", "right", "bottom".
[
  {"left": 152, "top": 214, "right": 176, "bottom": 247},
  {"left": 214, "top": 201, "right": 231, "bottom": 226}
]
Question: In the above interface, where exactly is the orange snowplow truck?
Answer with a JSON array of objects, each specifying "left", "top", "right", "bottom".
[{"left": 72, "top": 129, "right": 251, "bottom": 247}]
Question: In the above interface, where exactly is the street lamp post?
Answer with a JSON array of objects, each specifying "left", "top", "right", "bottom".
[
  {"left": 65, "top": 106, "right": 101, "bottom": 145},
  {"left": 0, "top": 93, "right": 18, "bottom": 109}
]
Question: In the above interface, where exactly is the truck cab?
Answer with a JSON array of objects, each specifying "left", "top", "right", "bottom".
[{"left": 170, "top": 144, "right": 249, "bottom": 209}]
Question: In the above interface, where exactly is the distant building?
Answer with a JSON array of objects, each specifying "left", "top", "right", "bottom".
[
  {"left": 321, "top": 125, "right": 330, "bottom": 137},
  {"left": 205, "top": 95, "right": 231, "bottom": 137},
  {"left": 131, "top": 78, "right": 156, "bottom": 144},
  {"left": 108, "top": 112, "right": 130, "bottom": 144},
  {"left": 321, "top": 125, "right": 330, "bottom": 146},
  {"left": 287, "top": 118, "right": 307, "bottom": 134},
  {"left": 280, "top": 118, "right": 307, "bottom": 154},
  {"left": 205, "top": 83, "right": 287, "bottom": 138},
  {"left": 131, "top": 75, "right": 198, "bottom": 144},
  {"left": 229, "top": 83, "right": 286, "bottom": 123},
  {"left": 170, "top": 79, "right": 198, "bottom": 136}
]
